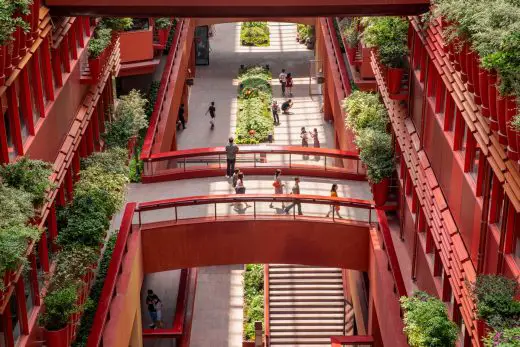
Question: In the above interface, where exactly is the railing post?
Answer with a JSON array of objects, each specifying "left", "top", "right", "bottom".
[
  {"left": 253, "top": 201, "right": 256, "bottom": 219},
  {"left": 183, "top": 157, "right": 186, "bottom": 171},
  {"left": 218, "top": 154, "right": 221, "bottom": 169},
  {"left": 254, "top": 153, "right": 257, "bottom": 167},
  {"left": 324, "top": 156, "right": 327, "bottom": 171},
  {"left": 289, "top": 153, "right": 292, "bottom": 168},
  {"left": 214, "top": 203, "right": 217, "bottom": 220},
  {"left": 175, "top": 206, "right": 178, "bottom": 223},
  {"left": 356, "top": 159, "right": 359, "bottom": 174}
]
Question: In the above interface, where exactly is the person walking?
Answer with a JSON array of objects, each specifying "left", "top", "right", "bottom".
[
  {"left": 234, "top": 172, "right": 251, "bottom": 209},
  {"left": 225, "top": 137, "right": 239, "bottom": 178},
  {"left": 232, "top": 168, "right": 240, "bottom": 188},
  {"left": 272, "top": 100, "right": 280, "bottom": 125},
  {"left": 310, "top": 128, "right": 320, "bottom": 160},
  {"left": 270, "top": 169, "right": 285, "bottom": 209},
  {"left": 286, "top": 73, "right": 294, "bottom": 97},
  {"left": 284, "top": 177, "right": 303, "bottom": 215},
  {"left": 301, "top": 127, "right": 309, "bottom": 160},
  {"left": 178, "top": 103, "right": 186, "bottom": 129},
  {"left": 206, "top": 101, "right": 216, "bottom": 129},
  {"left": 146, "top": 289, "right": 160, "bottom": 328},
  {"left": 325, "top": 184, "right": 342, "bottom": 218},
  {"left": 279, "top": 69, "right": 287, "bottom": 97}
]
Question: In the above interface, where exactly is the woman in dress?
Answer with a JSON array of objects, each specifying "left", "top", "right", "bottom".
[
  {"left": 310, "top": 128, "right": 320, "bottom": 160},
  {"left": 270, "top": 169, "right": 285, "bottom": 209},
  {"left": 286, "top": 73, "right": 294, "bottom": 96},
  {"left": 325, "top": 183, "right": 342, "bottom": 218},
  {"left": 235, "top": 173, "right": 251, "bottom": 209}
]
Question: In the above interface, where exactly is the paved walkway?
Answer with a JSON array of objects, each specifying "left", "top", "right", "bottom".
[{"left": 180, "top": 22, "right": 333, "bottom": 150}]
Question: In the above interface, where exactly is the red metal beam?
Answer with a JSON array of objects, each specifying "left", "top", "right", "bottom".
[{"left": 46, "top": 0, "right": 429, "bottom": 17}]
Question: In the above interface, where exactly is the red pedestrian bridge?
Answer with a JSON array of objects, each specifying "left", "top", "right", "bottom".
[{"left": 45, "top": 0, "right": 429, "bottom": 17}]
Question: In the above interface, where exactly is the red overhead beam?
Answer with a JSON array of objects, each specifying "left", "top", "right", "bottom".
[{"left": 45, "top": 0, "right": 429, "bottom": 17}]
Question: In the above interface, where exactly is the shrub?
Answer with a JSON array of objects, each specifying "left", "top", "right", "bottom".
[
  {"left": 0, "top": 184, "right": 34, "bottom": 228},
  {"left": 101, "top": 17, "right": 133, "bottom": 31},
  {"left": 0, "top": 224, "right": 40, "bottom": 278},
  {"left": 103, "top": 90, "right": 148, "bottom": 149},
  {"left": 0, "top": 0, "right": 30, "bottom": 45},
  {"left": 400, "top": 291, "right": 459, "bottom": 347},
  {"left": 39, "top": 284, "right": 80, "bottom": 331},
  {"left": 355, "top": 128, "right": 394, "bottom": 184},
  {"left": 0, "top": 157, "right": 53, "bottom": 206},
  {"left": 241, "top": 22, "right": 270, "bottom": 47},
  {"left": 512, "top": 114, "right": 520, "bottom": 131},
  {"left": 472, "top": 275, "right": 520, "bottom": 331},
  {"left": 243, "top": 264, "right": 264, "bottom": 341},
  {"left": 342, "top": 17, "right": 361, "bottom": 48},
  {"left": 88, "top": 28, "right": 112, "bottom": 59},
  {"left": 297, "top": 24, "right": 314, "bottom": 43},
  {"left": 81, "top": 147, "right": 128, "bottom": 175},
  {"left": 164, "top": 18, "right": 178, "bottom": 53},
  {"left": 363, "top": 17, "right": 409, "bottom": 68},
  {"left": 50, "top": 246, "right": 98, "bottom": 291},
  {"left": 154, "top": 17, "right": 171, "bottom": 29},
  {"left": 343, "top": 91, "right": 388, "bottom": 134},
  {"left": 483, "top": 326, "right": 520, "bottom": 347}
]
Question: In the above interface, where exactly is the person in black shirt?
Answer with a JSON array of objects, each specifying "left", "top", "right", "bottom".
[
  {"left": 206, "top": 101, "right": 216, "bottom": 129},
  {"left": 146, "top": 289, "right": 160, "bottom": 328},
  {"left": 178, "top": 104, "right": 186, "bottom": 129}
]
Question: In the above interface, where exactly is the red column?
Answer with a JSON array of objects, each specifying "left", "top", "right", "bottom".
[
  {"left": 2, "top": 303, "right": 15, "bottom": 347},
  {"left": 79, "top": 136, "right": 88, "bottom": 158},
  {"left": 0, "top": 98, "right": 10, "bottom": 163},
  {"left": 41, "top": 37, "right": 55, "bottom": 101},
  {"left": 65, "top": 167, "right": 73, "bottom": 202},
  {"left": 38, "top": 236, "right": 50, "bottom": 272},
  {"left": 6, "top": 85, "right": 24, "bottom": 155},
  {"left": 86, "top": 123, "right": 94, "bottom": 155},
  {"left": 77, "top": 17, "right": 85, "bottom": 48},
  {"left": 20, "top": 68, "right": 35, "bottom": 135},
  {"left": 15, "top": 279, "right": 29, "bottom": 334},
  {"left": 57, "top": 185, "right": 66, "bottom": 206},
  {"left": 28, "top": 253, "right": 41, "bottom": 305},
  {"left": 61, "top": 33, "right": 71, "bottom": 73},
  {"left": 72, "top": 152, "right": 80, "bottom": 180},
  {"left": 51, "top": 47, "right": 63, "bottom": 88},
  {"left": 69, "top": 24, "right": 78, "bottom": 60},
  {"left": 48, "top": 202, "right": 58, "bottom": 247},
  {"left": 31, "top": 49, "right": 46, "bottom": 118},
  {"left": 98, "top": 102, "right": 106, "bottom": 134},
  {"left": 91, "top": 107, "right": 100, "bottom": 151}
]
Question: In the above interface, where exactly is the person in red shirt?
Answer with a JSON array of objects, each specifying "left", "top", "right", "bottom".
[{"left": 286, "top": 73, "right": 294, "bottom": 96}]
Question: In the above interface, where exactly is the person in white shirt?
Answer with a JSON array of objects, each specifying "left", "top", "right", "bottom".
[{"left": 278, "top": 69, "right": 287, "bottom": 96}]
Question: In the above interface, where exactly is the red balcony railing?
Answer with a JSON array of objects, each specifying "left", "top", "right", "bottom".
[
  {"left": 142, "top": 145, "right": 366, "bottom": 182},
  {"left": 331, "top": 335, "right": 375, "bottom": 346}
]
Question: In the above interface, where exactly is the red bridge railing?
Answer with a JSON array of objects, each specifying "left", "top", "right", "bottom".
[{"left": 142, "top": 145, "right": 366, "bottom": 182}]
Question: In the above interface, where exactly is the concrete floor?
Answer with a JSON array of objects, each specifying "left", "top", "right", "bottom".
[{"left": 116, "top": 22, "right": 370, "bottom": 347}]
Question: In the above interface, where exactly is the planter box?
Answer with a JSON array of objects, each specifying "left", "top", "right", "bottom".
[
  {"left": 506, "top": 97, "right": 518, "bottom": 160},
  {"left": 158, "top": 28, "right": 169, "bottom": 46},
  {"left": 119, "top": 27, "right": 153, "bottom": 63},
  {"left": 372, "top": 178, "right": 390, "bottom": 207},
  {"left": 88, "top": 57, "right": 101, "bottom": 81},
  {"left": 44, "top": 326, "right": 70, "bottom": 347},
  {"left": 387, "top": 67, "right": 404, "bottom": 94},
  {"left": 346, "top": 46, "right": 357, "bottom": 64}
]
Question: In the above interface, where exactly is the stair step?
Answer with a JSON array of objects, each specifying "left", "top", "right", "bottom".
[
  {"left": 269, "top": 267, "right": 342, "bottom": 274},
  {"left": 269, "top": 319, "right": 343, "bottom": 326},
  {"left": 270, "top": 338, "right": 331, "bottom": 346},
  {"left": 269, "top": 273, "right": 341, "bottom": 280},
  {"left": 269, "top": 295, "right": 344, "bottom": 302},
  {"left": 270, "top": 313, "right": 344, "bottom": 320},
  {"left": 270, "top": 325, "right": 344, "bottom": 332},
  {"left": 269, "top": 284, "right": 343, "bottom": 290},
  {"left": 269, "top": 278, "right": 343, "bottom": 285},
  {"left": 270, "top": 290, "right": 344, "bottom": 296},
  {"left": 269, "top": 302, "right": 344, "bottom": 309},
  {"left": 270, "top": 306, "right": 344, "bottom": 314}
]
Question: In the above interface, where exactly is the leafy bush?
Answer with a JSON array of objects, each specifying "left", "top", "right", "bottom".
[
  {"left": 0, "top": 0, "right": 30, "bottom": 45},
  {"left": 0, "top": 157, "right": 53, "bottom": 206},
  {"left": 103, "top": 90, "right": 148, "bottom": 149},
  {"left": 145, "top": 81, "right": 161, "bottom": 119},
  {"left": 50, "top": 246, "right": 98, "bottom": 291},
  {"left": 512, "top": 114, "right": 520, "bottom": 131},
  {"left": 400, "top": 291, "right": 459, "bottom": 347},
  {"left": 241, "top": 22, "right": 270, "bottom": 47},
  {"left": 0, "top": 224, "right": 40, "bottom": 278},
  {"left": 39, "top": 284, "right": 81, "bottom": 331},
  {"left": 243, "top": 264, "right": 264, "bottom": 341},
  {"left": 343, "top": 91, "right": 388, "bottom": 134},
  {"left": 88, "top": 28, "right": 112, "bottom": 59},
  {"left": 101, "top": 17, "right": 133, "bottom": 31},
  {"left": 364, "top": 17, "right": 409, "bottom": 68},
  {"left": 355, "top": 128, "right": 394, "bottom": 184},
  {"left": 472, "top": 275, "right": 520, "bottom": 331},
  {"left": 154, "top": 17, "right": 171, "bottom": 29},
  {"left": 483, "top": 326, "right": 520, "bottom": 347},
  {"left": 164, "top": 18, "right": 178, "bottom": 53},
  {"left": 333, "top": 18, "right": 345, "bottom": 52},
  {"left": 0, "top": 184, "right": 34, "bottom": 228},
  {"left": 73, "top": 232, "right": 118, "bottom": 347},
  {"left": 297, "top": 24, "right": 314, "bottom": 43},
  {"left": 235, "top": 66, "right": 274, "bottom": 144},
  {"left": 81, "top": 147, "right": 128, "bottom": 175}
]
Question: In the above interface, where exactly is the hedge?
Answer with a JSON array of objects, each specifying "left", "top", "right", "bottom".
[
  {"left": 241, "top": 22, "right": 270, "bottom": 47},
  {"left": 244, "top": 264, "right": 264, "bottom": 341}
]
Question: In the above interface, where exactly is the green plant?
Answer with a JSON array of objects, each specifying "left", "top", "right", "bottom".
[
  {"left": 342, "top": 17, "right": 361, "bottom": 48},
  {"left": 297, "top": 24, "right": 314, "bottom": 43},
  {"left": 0, "top": 224, "right": 40, "bottom": 278},
  {"left": 355, "top": 128, "right": 395, "bottom": 183},
  {"left": 483, "top": 326, "right": 520, "bottom": 347},
  {"left": 101, "top": 17, "right": 133, "bottom": 31},
  {"left": 154, "top": 17, "right": 171, "bottom": 29},
  {"left": 0, "top": 0, "right": 30, "bottom": 45},
  {"left": 512, "top": 114, "right": 520, "bottom": 131},
  {"left": 39, "top": 284, "right": 80, "bottom": 331},
  {"left": 400, "top": 291, "right": 459, "bottom": 347},
  {"left": 88, "top": 28, "right": 112, "bottom": 59},
  {"left": 103, "top": 90, "right": 148, "bottom": 149},
  {"left": 240, "top": 22, "right": 270, "bottom": 47},
  {"left": 164, "top": 18, "right": 178, "bottom": 53},
  {"left": 73, "top": 233, "right": 118, "bottom": 347},
  {"left": 50, "top": 246, "right": 98, "bottom": 291},
  {"left": 0, "top": 184, "right": 34, "bottom": 228},
  {"left": 333, "top": 18, "right": 345, "bottom": 52},
  {"left": 343, "top": 91, "right": 388, "bottom": 134},
  {"left": 145, "top": 81, "right": 161, "bottom": 119},
  {"left": 363, "top": 17, "right": 409, "bottom": 68},
  {"left": 243, "top": 264, "right": 264, "bottom": 341},
  {"left": 81, "top": 147, "right": 128, "bottom": 175},
  {"left": 0, "top": 157, "right": 53, "bottom": 206},
  {"left": 472, "top": 275, "right": 520, "bottom": 331}
]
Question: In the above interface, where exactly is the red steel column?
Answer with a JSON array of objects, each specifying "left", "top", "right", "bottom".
[
  {"left": 86, "top": 123, "right": 94, "bottom": 155},
  {"left": 0, "top": 98, "right": 10, "bottom": 163},
  {"left": 15, "top": 279, "right": 29, "bottom": 334},
  {"left": 41, "top": 37, "right": 55, "bottom": 101},
  {"left": 31, "top": 49, "right": 46, "bottom": 118},
  {"left": 20, "top": 68, "right": 35, "bottom": 135},
  {"left": 48, "top": 202, "right": 58, "bottom": 250},
  {"left": 91, "top": 107, "right": 100, "bottom": 151},
  {"left": 6, "top": 86, "right": 24, "bottom": 155},
  {"left": 65, "top": 166, "right": 73, "bottom": 201}
]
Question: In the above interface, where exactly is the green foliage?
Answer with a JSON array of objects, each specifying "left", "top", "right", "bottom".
[
  {"left": 363, "top": 17, "right": 409, "bottom": 68},
  {"left": 101, "top": 17, "right": 133, "bottom": 31},
  {"left": 512, "top": 114, "right": 520, "bottom": 131},
  {"left": 400, "top": 291, "right": 459, "bottom": 347},
  {"left": 0, "top": 184, "right": 34, "bottom": 228},
  {"left": 50, "top": 246, "right": 98, "bottom": 292},
  {"left": 0, "top": 157, "right": 53, "bottom": 206},
  {"left": 355, "top": 128, "right": 394, "bottom": 184},
  {"left": 472, "top": 275, "right": 520, "bottom": 331},
  {"left": 333, "top": 18, "right": 345, "bottom": 52},
  {"left": 81, "top": 147, "right": 128, "bottom": 175},
  {"left": 145, "top": 81, "right": 161, "bottom": 119},
  {"left": 0, "top": 224, "right": 39, "bottom": 276},
  {"left": 103, "top": 90, "right": 148, "bottom": 149},
  {"left": 341, "top": 17, "right": 361, "bottom": 47},
  {"left": 0, "top": 0, "right": 30, "bottom": 45},
  {"left": 164, "top": 18, "right": 178, "bottom": 53},
  {"left": 343, "top": 91, "right": 388, "bottom": 134},
  {"left": 154, "top": 17, "right": 171, "bottom": 29},
  {"left": 39, "top": 284, "right": 80, "bottom": 331},
  {"left": 88, "top": 28, "right": 112, "bottom": 59},
  {"left": 241, "top": 22, "right": 270, "bottom": 47},
  {"left": 483, "top": 326, "right": 520, "bottom": 347},
  {"left": 297, "top": 24, "right": 314, "bottom": 43},
  {"left": 235, "top": 66, "right": 274, "bottom": 144},
  {"left": 73, "top": 232, "right": 118, "bottom": 347},
  {"left": 128, "top": 154, "right": 143, "bottom": 183},
  {"left": 243, "top": 264, "right": 264, "bottom": 341}
]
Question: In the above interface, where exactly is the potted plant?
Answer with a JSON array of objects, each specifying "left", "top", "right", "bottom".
[
  {"left": 400, "top": 291, "right": 459, "bottom": 347},
  {"left": 154, "top": 17, "right": 171, "bottom": 46},
  {"left": 40, "top": 284, "right": 80, "bottom": 347},
  {"left": 379, "top": 43, "right": 407, "bottom": 94},
  {"left": 87, "top": 28, "right": 112, "bottom": 80},
  {"left": 355, "top": 128, "right": 394, "bottom": 206},
  {"left": 344, "top": 26, "right": 360, "bottom": 63},
  {"left": 0, "top": 0, "right": 28, "bottom": 84},
  {"left": 343, "top": 91, "right": 388, "bottom": 135}
]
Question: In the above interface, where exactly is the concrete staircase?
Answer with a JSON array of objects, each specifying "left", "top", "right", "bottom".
[{"left": 268, "top": 265, "right": 345, "bottom": 346}]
